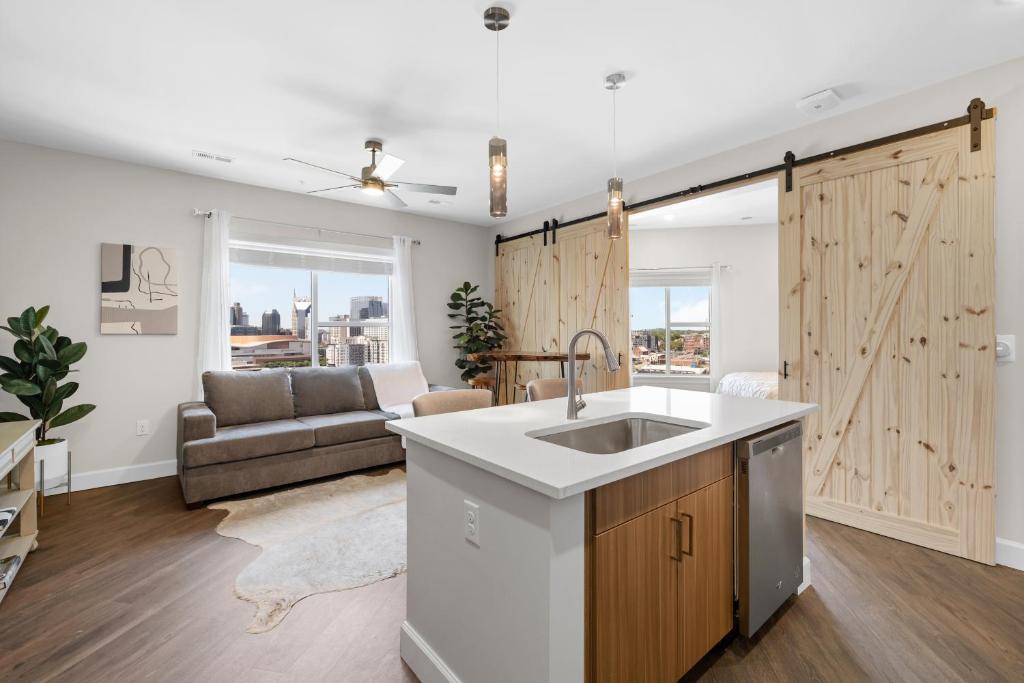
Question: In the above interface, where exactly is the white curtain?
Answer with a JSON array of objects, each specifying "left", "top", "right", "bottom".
[
  {"left": 709, "top": 262, "right": 723, "bottom": 391},
  {"left": 390, "top": 235, "right": 419, "bottom": 362},
  {"left": 195, "top": 210, "right": 232, "bottom": 399}
]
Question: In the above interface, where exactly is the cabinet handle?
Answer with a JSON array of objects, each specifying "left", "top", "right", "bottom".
[
  {"left": 679, "top": 512, "right": 694, "bottom": 557},
  {"left": 669, "top": 517, "right": 682, "bottom": 561}
]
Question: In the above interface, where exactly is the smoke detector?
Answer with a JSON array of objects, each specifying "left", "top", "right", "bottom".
[
  {"left": 795, "top": 89, "right": 842, "bottom": 116},
  {"left": 192, "top": 149, "right": 234, "bottom": 163}
]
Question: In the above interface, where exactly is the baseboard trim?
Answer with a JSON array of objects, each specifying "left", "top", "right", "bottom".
[
  {"left": 401, "top": 621, "right": 462, "bottom": 683},
  {"left": 797, "top": 555, "right": 812, "bottom": 594},
  {"left": 996, "top": 537, "right": 1024, "bottom": 572},
  {"left": 41, "top": 459, "right": 177, "bottom": 496}
]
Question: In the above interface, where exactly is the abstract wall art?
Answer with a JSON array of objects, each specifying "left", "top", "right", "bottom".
[{"left": 100, "top": 243, "right": 178, "bottom": 334}]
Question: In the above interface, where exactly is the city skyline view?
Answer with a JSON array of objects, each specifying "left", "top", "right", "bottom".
[{"left": 229, "top": 263, "right": 388, "bottom": 325}]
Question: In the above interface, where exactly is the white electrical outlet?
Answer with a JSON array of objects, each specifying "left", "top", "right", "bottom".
[
  {"left": 136, "top": 419, "right": 151, "bottom": 436},
  {"left": 996, "top": 334, "right": 1016, "bottom": 364},
  {"left": 464, "top": 499, "right": 480, "bottom": 546}
]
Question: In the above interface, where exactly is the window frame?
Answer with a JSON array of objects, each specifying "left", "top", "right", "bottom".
[
  {"left": 228, "top": 251, "right": 393, "bottom": 369},
  {"left": 629, "top": 273, "right": 713, "bottom": 389},
  {"left": 311, "top": 271, "right": 393, "bottom": 368}
]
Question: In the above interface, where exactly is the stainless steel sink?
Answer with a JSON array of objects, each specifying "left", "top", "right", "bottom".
[{"left": 531, "top": 416, "right": 705, "bottom": 454}]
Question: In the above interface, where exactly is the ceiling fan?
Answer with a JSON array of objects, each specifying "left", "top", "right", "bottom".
[{"left": 285, "top": 140, "right": 457, "bottom": 208}]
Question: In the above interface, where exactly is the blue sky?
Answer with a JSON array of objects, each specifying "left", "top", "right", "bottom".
[
  {"left": 230, "top": 264, "right": 388, "bottom": 323},
  {"left": 630, "top": 286, "right": 710, "bottom": 330}
]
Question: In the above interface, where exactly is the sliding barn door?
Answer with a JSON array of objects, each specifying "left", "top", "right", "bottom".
[
  {"left": 495, "top": 217, "right": 630, "bottom": 400},
  {"left": 779, "top": 120, "right": 996, "bottom": 564}
]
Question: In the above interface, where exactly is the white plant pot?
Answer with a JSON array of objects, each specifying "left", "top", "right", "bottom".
[{"left": 35, "top": 438, "right": 69, "bottom": 493}]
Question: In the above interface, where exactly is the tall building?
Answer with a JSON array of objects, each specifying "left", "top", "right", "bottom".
[
  {"left": 350, "top": 295, "right": 387, "bottom": 336},
  {"left": 292, "top": 292, "right": 312, "bottom": 340},
  {"left": 230, "top": 302, "right": 245, "bottom": 326},
  {"left": 261, "top": 309, "right": 281, "bottom": 335}
]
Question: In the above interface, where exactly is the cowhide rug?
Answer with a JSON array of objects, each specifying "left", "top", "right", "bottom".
[{"left": 210, "top": 468, "right": 406, "bottom": 633}]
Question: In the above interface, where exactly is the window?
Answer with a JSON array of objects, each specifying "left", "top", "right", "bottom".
[
  {"left": 227, "top": 230, "right": 393, "bottom": 370},
  {"left": 629, "top": 280, "right": 711, "bottom": 379}
]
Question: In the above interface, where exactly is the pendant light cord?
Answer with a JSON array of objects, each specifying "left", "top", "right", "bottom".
[
  {"left": 495, "top": 29, "right": 501, "bottom": 133},
  {"left": 612, "top": 87, "right": 618, "bottom": 177}
]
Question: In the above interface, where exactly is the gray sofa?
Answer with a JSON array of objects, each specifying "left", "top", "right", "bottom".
[{"left": 176, "top": 366, "right": 446, "bottom": 506}]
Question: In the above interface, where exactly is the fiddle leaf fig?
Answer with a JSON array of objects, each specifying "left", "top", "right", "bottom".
[{"left": 0, "top": 306, "right": 95, "bottom": 444}]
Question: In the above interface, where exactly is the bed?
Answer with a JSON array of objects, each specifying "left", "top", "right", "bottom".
[{"left": 716, "top": 371, "right": 779, "bottom": 400}]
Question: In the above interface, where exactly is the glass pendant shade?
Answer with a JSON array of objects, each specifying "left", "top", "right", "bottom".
[
  {"left": 607, "top": 176, "right": 624, "bottom": 239},
  {"left": 489, "top": 136, "right": 508, "bottom": 218}
]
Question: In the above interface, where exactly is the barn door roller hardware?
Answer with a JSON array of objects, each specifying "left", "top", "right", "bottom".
[
  {"left": 968, "top": 97, "right": 984, "bottom": 152},
  {"left": 491, "top": 99, "right": 994, "bottom": 250},
  {"left": 784, "top": 151, "right": 796, "bottom": 192}
]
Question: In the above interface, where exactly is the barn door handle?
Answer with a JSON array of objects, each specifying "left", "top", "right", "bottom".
[{"left": 783, "top": 360, "right": 790, "bottom": 379}]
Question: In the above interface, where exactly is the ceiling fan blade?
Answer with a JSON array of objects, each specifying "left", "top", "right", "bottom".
[
  {"left": 384, "top": 190, "right": 407, "bottom": 208},
  {"left": 372, "top": 153, "right": 405, "bottom": 181},
  {"left": 389, "top": 182, "right": 457, "bottom": 196},
  {"left": 306, "top": 184, "right": 360, "bottom": 194},
  {"left": 284, "top": 157, "right": 361, "bottom": 182}
]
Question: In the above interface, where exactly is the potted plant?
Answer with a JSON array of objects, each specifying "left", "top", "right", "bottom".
[
  {"left": 448, "top": 282, "right": 506, "bottom": 382},
  {"left": 0, "top": 306, "right": 96, "bottom": 490}
]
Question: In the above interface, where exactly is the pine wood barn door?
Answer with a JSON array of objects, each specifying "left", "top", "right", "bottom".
[
  {"left": 495, "top": 217, "right": 630, "bottom": 400},
  {"left": 779, "top": 121, "right": 996, "bottom": 564}
]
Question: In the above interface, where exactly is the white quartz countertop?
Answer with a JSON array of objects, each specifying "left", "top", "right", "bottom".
[{"left": 387, "top": 386, "right": 817, "bottom": 499}]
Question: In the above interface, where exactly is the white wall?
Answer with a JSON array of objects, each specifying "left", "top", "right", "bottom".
[
  {"left": 0, "top": 139, "right": 491, "bottom": 483},
  {"left": 630, "top": 222, "right": 779, "bottom": 385},
  {"left": 494, "top": 57, "right": 1024, "bottom": 549}
]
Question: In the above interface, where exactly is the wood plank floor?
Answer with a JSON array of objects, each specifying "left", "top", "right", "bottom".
[{"left": 0, "top": 473, "right": 1021, "bottom": 682}]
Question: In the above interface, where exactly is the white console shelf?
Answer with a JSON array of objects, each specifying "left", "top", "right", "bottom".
[{"left": 0, "top": 420, "right": 40, "bottom": 606}]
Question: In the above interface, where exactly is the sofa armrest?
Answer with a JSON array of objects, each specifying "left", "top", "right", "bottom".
[
  {"left": 428, "top": 383, "right": 457, "bottom": 392},
  {"left": 179, "top": 402, "right": 217, "bottom": 444}
]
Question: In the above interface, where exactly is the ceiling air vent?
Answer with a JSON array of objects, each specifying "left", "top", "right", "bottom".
[{"left": 192, "top": 149, "right": 233, "bottom": 164}]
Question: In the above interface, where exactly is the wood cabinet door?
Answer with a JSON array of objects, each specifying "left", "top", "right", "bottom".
[
  {"left": 676, "top": 476, "right": 734, "bottom": 673},
  {"left": 778, "top": 120, "right": 996, "bottom": 563},
  {"left": 592, "top": 499, "right": 679, "bottom": 683}
]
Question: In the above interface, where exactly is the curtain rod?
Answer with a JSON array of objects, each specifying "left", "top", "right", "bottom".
[
  {"left": 192, "top": 209, "right": 421, "bottom": 246},
  {"left": 494, "top": 98, "right": 994, "bottom": 249}
]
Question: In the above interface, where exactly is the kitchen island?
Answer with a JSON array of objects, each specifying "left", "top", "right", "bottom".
[{"left": 387, "top": 386, "right": 817, "bottom": 683}]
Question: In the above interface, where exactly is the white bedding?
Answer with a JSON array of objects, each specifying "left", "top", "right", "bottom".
[{"left": 716, "top": 371, "right": 779, "bottom": 400}]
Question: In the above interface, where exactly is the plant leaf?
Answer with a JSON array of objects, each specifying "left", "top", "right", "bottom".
[
  {"left": 55, "top": 381, "right": 79, "bottom": 400},
  {"left": 0, "top": 412, "right": 29, "bottom": 422},
  {"left": 34, "top": 305, "right": 50, "bottom": 328},
  {"left": 20, "top": 308, "right": 36, "bottom": 335},
  {"left": 36, "top": 334, "right": 57, "bottom": 359},
  {"left": 7, "top": 317, "right": 24, "bottom": 337},
  {"left": 0, "top": 377, "right": 41, "bottom": 396},
  {"left": 47, "top": 404, "right": 96, "bottom": 429},
  {"left": 57, "top": 342, "right": 87, "bottom": 366},
  {"left": 42, "top": 378, "right": 57, "bottom": 405},
  {"left": 13, "top": 339, "right": 34, "bottom": 363},
  {"left": 0, "top": 356, "right": 23, "bottom": 376},
  {"left": 35, "top": 363, "right": 51, "bottom": 384}
]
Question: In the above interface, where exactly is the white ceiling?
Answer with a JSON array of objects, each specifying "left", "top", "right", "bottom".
[
  {"left": 1, "top": 1, "right": 1022, "bottom": 227},
  {"left": 630, "top": 180, "right": 778, "bottom": 229}
]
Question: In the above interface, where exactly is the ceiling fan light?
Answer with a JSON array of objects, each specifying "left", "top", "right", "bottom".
[
  {"left": 607, "top": 177, "right": 624, "bottom": 239},
  {"left": 489, "top": 136, "right": 508, "bottom": 218},
  {"left": 362, "top": 178, "right": 386, "bottom": 197}
]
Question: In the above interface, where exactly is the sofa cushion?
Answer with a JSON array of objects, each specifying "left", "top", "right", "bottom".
[
  {"left": 182, "top": 419, "right": 315, "bottom": 468},
  {"left": 290, "top": 366, "right": 365, "bottom": 417},
  {"left": 357, "top": 366, "right": 380, "bottom": 411},
  {"left": 296, "top": 411, "right": 397, "bottom": 447},
  {"left": 203, "top": 369, "right": 294, "bottom": 427}
]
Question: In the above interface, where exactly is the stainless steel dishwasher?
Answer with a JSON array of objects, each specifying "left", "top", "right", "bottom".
[{"left": 735, "top": 421, "right": 803, "bottom": 637}]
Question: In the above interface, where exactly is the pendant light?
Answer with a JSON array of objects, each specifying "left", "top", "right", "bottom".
[
  {"left": 484, "top": 6, "right": 510, "bottom": 218},
  {"left": 605, "top": 72, "right": 626, "bottom": 239}
]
